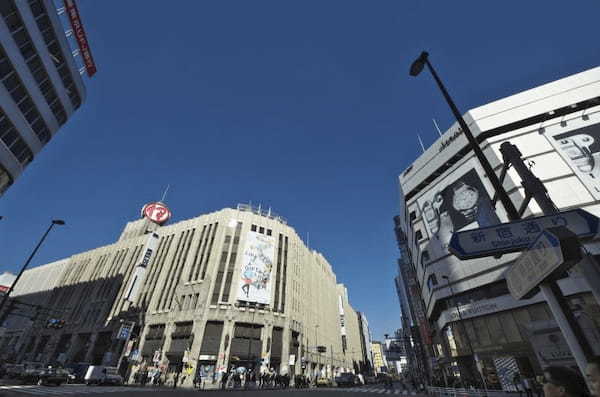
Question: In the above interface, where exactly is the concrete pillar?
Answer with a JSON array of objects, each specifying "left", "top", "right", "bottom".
[
  {"left": 280, "top": 324, "right": 290, "bottom": 375},
  {"left": 83, "top": 332, "right": 98, "bottom": 363},
  {"left": 216, "top": 314, "right": 235, "bottom": 375},
  {"left": 261, "top": 319, "right": 273, "bottom": 373}
]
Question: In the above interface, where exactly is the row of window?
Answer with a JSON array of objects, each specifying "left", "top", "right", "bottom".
[
  {"left": 211, "top": 221, "right": 242, "bottom": 304},
  {"left": 28, "top": 0, "right": 81, "bottom": 110},
  {"left": 251, "top": 224, "right": 272, "bottom": 236},
  {"left": 187, "top": 223, "right": 219, "bottom": 282},
  {"left": 0, "top": 106, "right": 33, "bottom": 164},
  {"left": 1, "top": 1, "right": 67, "bottom": 126},
  {"left": 0, "top": 43, "right": 50, "bottom": 144}
]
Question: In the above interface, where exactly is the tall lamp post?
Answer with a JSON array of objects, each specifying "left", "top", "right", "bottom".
[
  {"left": 0, "top": 220, "right": 65, "bottom": 321},
  {"left": 442, "top": 275, "right": 487, "bottom": 392},
  {"left": 409, "top": 51, "right": 520, "bottom": 222}
]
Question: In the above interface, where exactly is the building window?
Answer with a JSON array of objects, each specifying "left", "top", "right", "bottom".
[
  {"left": 146, "top": 324, "right": 165, "bottom": 340},
  {"left": 427, "top": 274, "right": 438, "bottom": 290},
  {"left": 28, "top": 0, "right": 82, "bottom": 109},
  {"left": 421, "top": 250, "right": 430, "bottom": 264},
  {"left": 409, "top": 211, "right": 416, "bottom": 221},
  {"left": 251, "top": 224, "right": 257, "bottom": 232},
  {"left": 172, "top": 321, "right": 193, "bottom": 339},
  {"left": 0, "top": 108, "right": 33, "bottom": 165},
  {"left": 0, "top": 3, "right": 68, "bottom": 125},
  {"left": 0, "top": 45, "right": 51, "bottom": 144},
  {"left": 415, "top": 230, "right": 423, "bottom": 241},
  {"left": 259, "top": 227, "right": 264, "bottom": 234},
  {"left": 266, "top": 229, "right": 272, "bottom": 236}
]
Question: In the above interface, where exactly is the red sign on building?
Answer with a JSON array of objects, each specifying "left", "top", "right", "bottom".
[{"left": 63, "top": 0, "right": 97, "bottom": 77}]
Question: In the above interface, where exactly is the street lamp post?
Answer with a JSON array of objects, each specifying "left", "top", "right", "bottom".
[
  {"left": 0, "top": 220, "right": 65, "bottom": 322},
  {"left": 409, "top": 51, "right": 520, "bottom": 222},
  {"left": 442, "top": 275, "right": 487, "bottom": 392}
]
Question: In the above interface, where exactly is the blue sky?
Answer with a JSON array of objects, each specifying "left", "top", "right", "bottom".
[{"left": 1, "top": 0, "right": 599, "bottom": 341}]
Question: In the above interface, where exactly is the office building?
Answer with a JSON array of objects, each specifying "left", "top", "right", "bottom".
[
  {"left": 397, "top": 66, "right": 600, "bottom": 389},
  {"left": 0, "top": 0, "right": 86, "bottom": 195},
  {"left": 0, "top": 203, "right": 367, "bottom": 386}
]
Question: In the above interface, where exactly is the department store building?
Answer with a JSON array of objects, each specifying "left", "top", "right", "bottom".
[
  {"left": 1, "top": 203, "right": 367, "bottom": 386},
  {"left": 397, "top": 66, "right": 600, "bottom": 389}
]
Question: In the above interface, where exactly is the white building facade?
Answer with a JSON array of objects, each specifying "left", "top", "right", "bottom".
[
  {"left": 1, "top": 204, "right": 368, "bottom": 386},
  {"left": 398, "top": 66, "right": 600, "bottom": 389},
  {"left": 0, "top": 0, "right": 86, "bottom": 195}
]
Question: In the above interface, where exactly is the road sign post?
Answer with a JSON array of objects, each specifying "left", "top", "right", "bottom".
[{"left": 506, "top": 226, "right": 581, "bottom": 300}]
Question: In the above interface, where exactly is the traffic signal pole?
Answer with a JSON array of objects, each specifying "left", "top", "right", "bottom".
[{"left": 499, "top": 142, "right": 594, "bottom": 376}]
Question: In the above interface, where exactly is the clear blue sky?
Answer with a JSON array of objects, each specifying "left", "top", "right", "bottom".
[{"left": 0, "top": 0, "right": 599, "bottom": 341}]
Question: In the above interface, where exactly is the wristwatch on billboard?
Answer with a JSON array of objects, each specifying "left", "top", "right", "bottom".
[
  {"left": 422, "top": 192, "right": 443, "bottom": 235},
  {"left": 452, "top": 181, "right": 479, "bottom": 221},
  {"left": 557, "top": 134, "right": 600, "bottom": 176}
]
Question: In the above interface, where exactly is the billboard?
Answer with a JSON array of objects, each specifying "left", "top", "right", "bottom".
[
  {"left": 545, "top": 123, "right": 600, "bottom": 199},
  {"left": 237, "top": 232, "right": 275, "bottom": 305},
  {"left": 418, "top": 168, "right": 500, "bottom": 261}
]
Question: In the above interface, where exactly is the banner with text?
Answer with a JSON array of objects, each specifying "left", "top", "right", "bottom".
[{"left": 237, "top": 231, "right": 275, "bottom": 305}]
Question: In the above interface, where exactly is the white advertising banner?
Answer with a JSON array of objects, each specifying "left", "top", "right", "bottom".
[
  {"left": 544, "top": 121, "right": 600, "bottom": 199},
  {"left": 237, "top": 231, "right": 275, "bottom": 305},
  {"left": 338, "top": 296, "right": 347, "bottom": 336},
  {"left": 124, "top": 232, "right": 160, "bottom": 303}
]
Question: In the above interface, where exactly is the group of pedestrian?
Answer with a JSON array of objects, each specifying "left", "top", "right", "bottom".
[{"left": 218, "top": 368, "right": 292, "bottom": 390}]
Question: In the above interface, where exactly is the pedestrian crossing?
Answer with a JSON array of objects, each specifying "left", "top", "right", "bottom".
[
  {"left": 314, "top": 386, "right": 419, "bottom": 394},
  {"left": 0, "top": 384, "right": 157, "bottom": 395}
]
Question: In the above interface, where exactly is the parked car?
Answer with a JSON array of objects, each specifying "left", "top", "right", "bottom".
[
  {"left": 316, "top": 377, "right": 333, "bottom": 387},
  {"left": 65, "top": 363, "right": 90, "bottom": 383},
  {"left": 21, "top": 367, "right": 69, "bottom": 386},
  {"left": 85, "top": 366, "right": 123, "bottom": 386},
  {"left": 335, "top": 372, "right": 358, "bottom": 387}
]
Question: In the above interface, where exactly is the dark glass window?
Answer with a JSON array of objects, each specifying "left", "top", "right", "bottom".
[
  {"left": 259, "top": 227, "right": 265, "bottom": 234},
  {"left": 409, "top": 211, "right": 417, "bottom": 221},
  {"left": 415, "top": 230, "right": 423, "bottom": 241},
  {"left": 0, "top": 108, "right": 33, "bottom": 165},
  {"left": 251, "top": 224, "right": 257, "bottom": 232}
]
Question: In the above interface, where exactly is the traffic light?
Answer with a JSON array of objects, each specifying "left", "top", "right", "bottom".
[{"left": 46, "top": 319, "right": 65, "bottom": 329}]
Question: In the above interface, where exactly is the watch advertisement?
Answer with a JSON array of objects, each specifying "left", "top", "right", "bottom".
[
  {"left": 544, "top": 123, "right": 600, "bottom": 200},
  {"left": 418, "top": 168, "right": 499, "bottom": 261}
]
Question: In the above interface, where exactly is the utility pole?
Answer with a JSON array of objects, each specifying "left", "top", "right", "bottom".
[{"left": 499, "top": 142, "right": 594, "bottom": 375}]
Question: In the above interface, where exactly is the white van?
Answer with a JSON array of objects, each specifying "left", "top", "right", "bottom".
[{"left": 84, "top": 366, "right": 123, "bottom": 386}]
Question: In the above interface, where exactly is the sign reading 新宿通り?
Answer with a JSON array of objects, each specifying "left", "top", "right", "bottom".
[
  {"left": 448, "top": 209, "right": 598, "bottom": 259},
  {"left": 237, "top": 232, "right": 275, "bottom": 305}
]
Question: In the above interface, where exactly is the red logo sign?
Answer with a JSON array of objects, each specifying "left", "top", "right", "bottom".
[
  {"left": 63, "top": 0, "right": 97, "bottom": 77},
  {"left": 142, "top": 202, "right": 171, "bottom": 225}
]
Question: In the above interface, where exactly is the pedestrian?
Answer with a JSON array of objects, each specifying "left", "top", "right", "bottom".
[
  {"left": 173, "top": 371, "right": 179, "bottom": 389},
  {"left": 514, "top": 373, "right": 524, "bottom": 396},
  {"left": 524, "top": 376, "right": 534, "bottom": 397},
  {"left": 221, "top": 371, "right": 229, "bottom": 390},
  {"left": 541, "top": 366, "right": 587, "bottom": 397},
  {"left": 586, "top": 357, "right": 600, "bottom": 397}
]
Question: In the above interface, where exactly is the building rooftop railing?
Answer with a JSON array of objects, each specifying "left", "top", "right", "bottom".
[{"left": 236, "top": 203, "right": 287, "bottom": 225}]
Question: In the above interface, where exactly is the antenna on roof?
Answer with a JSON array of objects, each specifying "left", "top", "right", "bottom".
[
  {"left": 417, "top": 134, "right": 426, "bottom": 153},
  {"left": 432, "top": 118, "right": 443, "bottom": 137},
  {"left": 160, "top": 184, "right": 170, "bottom": 203}
]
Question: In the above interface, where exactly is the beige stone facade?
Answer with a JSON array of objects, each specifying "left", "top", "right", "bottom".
[{"left": 3, "top": 204, "right": 369, "bottom": 385}]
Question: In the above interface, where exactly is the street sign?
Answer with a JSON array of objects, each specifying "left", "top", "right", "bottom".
[
  {"left": 506, "top": 226, "right": 581, "bottom": 300},
  {"left": 118, "top": 322, "right": 133, "bottom": 340},
  {"left": 448, "top": 209, "right": 598, "bottom": 259}
]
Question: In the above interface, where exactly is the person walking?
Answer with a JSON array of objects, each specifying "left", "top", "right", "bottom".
[
  {"left": 523, "top": 376, "right": 534, "bottom": 397},
  {"left": 541, "top": 366, "right": 587, "bottom": 397},
  {"left": 221, "top": 371, "right": 229, "bottom": 390},
  {"left": 586, "top": 357, "right": 600, "bottom": 397}
]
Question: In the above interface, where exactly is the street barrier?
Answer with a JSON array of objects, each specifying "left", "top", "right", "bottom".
[{"left": 428, "top": 386, "right": 516, "bottom": 397}]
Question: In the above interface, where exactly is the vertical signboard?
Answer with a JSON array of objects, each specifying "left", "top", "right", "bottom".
[
  {"left": 63, "top": 0, "right": 97, "bottom": 77},
  {"left": 339, "top": 296, "right": 348, "bottom": 353},
  {"left": 237, "top": 232, "right": 275, "bottom": 305},
  {"left": 124, "top": 232, "right": 160, "bottom": 303},
  {"left": 418, "top": 168, "right": 500, "bottom": 261},
  {"left": 544, "top": 122, "right": 600, "bottom": 199}
]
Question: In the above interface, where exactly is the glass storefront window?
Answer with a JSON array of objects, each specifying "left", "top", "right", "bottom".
[
  {"left": 499, "top": 312, "right": 522, "bottom": 342},
  {"left": 446, "top": 326, "right": 458, "bottom": 357},
  {"left": 486, "top": 315, "right": 507, "bottom": 344},
  {"left": 474, "top": 317, "right": 492, "bottom": 347}
]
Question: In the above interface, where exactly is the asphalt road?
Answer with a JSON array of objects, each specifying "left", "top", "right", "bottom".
[{"left": 0, "top": 383, "right": 423, "bottom": 396}]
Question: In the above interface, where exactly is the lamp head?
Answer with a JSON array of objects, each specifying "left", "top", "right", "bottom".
[
  {"left": 52, "top": 220, "right": 65, "bottom": 225},
  {"left": 409, "top": 51, "right": 429, "bottom": 77}
]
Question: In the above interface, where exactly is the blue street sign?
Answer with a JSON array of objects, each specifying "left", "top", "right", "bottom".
[{"left": 448, "top": 209, "right": 599, "bottom": 259}]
